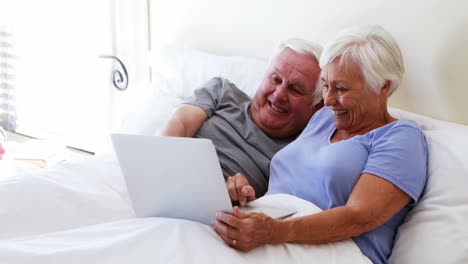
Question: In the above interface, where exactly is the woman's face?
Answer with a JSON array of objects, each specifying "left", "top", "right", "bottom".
[{"left": 320, "top": 58, "right": 389, "bottom": 134}]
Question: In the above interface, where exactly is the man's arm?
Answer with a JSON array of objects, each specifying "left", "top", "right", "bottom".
[{"left": 159, "top": 104, "right": 209, "bottom": 137}]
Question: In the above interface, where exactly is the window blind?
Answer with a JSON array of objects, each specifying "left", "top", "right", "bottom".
[{"left": 0, "top": 27, "right": 16, "bottom": 130}]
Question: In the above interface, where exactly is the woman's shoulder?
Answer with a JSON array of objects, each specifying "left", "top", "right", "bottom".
[
  {"left": 390, "top": 119, "right": 422, "bottom": 130},
  {"left": 370, "top": 119, "right": 427, "bottom": 148},
  {"left": 378, "top": 119, "right": 424, "bottom": 137}
]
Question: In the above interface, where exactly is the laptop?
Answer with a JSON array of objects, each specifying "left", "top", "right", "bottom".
[{"left": 111, "top": 134, "right": 296, "bottom": 225}]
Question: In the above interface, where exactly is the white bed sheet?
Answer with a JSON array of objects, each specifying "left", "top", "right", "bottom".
[
  {"left": 2, "top": 105, "right": 468, "bottom": 263},
  {"left": 0, "top": 154, "right": 370, "bottom": 264},
  {"left": 0, "top": 194, "right": 370, "bottom": 264},
  {"left": 0, "top": 154, "right": 134, "bottom": 240}
]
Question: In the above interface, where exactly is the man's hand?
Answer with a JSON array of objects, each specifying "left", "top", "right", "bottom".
[{"left": 226, "top": 173, "right": 256, "bottom": 207}]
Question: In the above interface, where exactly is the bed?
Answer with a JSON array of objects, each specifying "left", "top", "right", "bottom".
[{"left": 1, "top": 0, "right": 468, "bottom": 263}]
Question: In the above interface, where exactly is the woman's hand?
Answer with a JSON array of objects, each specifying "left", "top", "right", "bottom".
[
  {"left": 226, "top": 173, "right": 256, "bottom": 206},
  {"left": 212, "top": 207, "right": 278, "bottom": 251}
]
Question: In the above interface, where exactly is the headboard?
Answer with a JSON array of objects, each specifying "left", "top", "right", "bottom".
[{"left": 149, "top": 0, "right": 468, "bottom": 125}]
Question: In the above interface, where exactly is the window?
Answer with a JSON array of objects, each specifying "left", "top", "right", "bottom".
[{"left": 1, "top": 0, "right": 150, "bottom": 152}]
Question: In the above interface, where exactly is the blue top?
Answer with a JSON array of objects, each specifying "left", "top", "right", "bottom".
[{"left": 267, "top": 107, "right": 428, "bottom": 264}]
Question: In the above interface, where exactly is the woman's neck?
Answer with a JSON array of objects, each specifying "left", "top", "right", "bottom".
[{"left": 331, "top": 110, "right": 396, "bottom": 143}]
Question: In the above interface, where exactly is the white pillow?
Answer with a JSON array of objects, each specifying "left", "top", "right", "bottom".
[
  {"left": 388, "top": 108, "right": 468, "bottom": 264},
  {"left": 117, "top": 89, "right": 183, "bottom": 135},
  {"left": 118, "top": 46, "right": 269, "bottom": 135},
  {"left": 149, "top": 46, "right": 268, "bottom": 98}
]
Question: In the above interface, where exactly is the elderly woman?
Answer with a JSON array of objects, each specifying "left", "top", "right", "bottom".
[{"left": 212, "top": 25, "right": 428, "bottom": 264}]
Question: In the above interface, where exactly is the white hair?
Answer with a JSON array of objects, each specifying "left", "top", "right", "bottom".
[
  {"left": 273, "top": 38, "right": 323, "bottom": 63},
  {"left": 320, "top": 25, "right": 404, "bottom": 96},
  {"left": 272, "top": 38, "right": 324, "bottom": 105}
]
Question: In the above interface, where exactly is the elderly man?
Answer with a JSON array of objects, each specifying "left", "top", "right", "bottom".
[{"left": 159, "top": 39, "right": 323, "bottom": 198}]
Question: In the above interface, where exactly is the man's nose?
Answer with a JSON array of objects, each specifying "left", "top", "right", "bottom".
[{"left": 272, "top": 84, "right": 288, "bottom": 102}]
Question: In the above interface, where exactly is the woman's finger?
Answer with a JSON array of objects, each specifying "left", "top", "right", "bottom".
[{"left": 216, "top": 211, "right": 241, "bottom": 229}]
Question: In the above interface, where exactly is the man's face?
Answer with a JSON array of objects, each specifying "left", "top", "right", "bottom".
[{"left": 251, "top": 48, "right": 321, "bottom": 138}]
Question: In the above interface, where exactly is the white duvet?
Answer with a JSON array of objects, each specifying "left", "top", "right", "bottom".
[
  {"left": 2, "top": 105, "right": 467, "bottom": 264},
  {"left": 0, "top": 154, "right": 371, "bottom": 264},
  {"left": 2, "top": 44, "right": 468, "bottom": 263}
]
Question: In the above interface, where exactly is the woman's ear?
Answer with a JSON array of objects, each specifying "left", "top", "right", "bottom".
[{"left": 381, "top": 80, "right": 392, "bottom": 98}]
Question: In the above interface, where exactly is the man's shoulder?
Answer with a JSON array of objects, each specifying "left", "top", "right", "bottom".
[
  {"left": 207, "top": 77, "right": 251, "bottom": 102},
  {"left": 212, "top": 77, "right": 247, "bottom": 93}
]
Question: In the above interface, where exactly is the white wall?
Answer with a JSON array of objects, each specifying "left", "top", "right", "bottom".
[{"left": 150, "top": 0, "right": 468, "bottom": 125}]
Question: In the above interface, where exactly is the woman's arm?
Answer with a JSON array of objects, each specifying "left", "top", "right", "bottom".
[
  {"left": 213, "top": 173, "right": 410, "bottom": 251},
  {"left": 158, "top": 104, "right": 208, "bottom": 137},
  {"left": 277, "top": 174, "right": 410, "bottom": 244}
]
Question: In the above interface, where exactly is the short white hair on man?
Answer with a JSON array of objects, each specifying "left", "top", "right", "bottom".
[
  {"left": 320, "top": 25, "right": 404, "bottom": 96},
  {"left": 272, "top": 38, "right": 324, "bottom": 105},
  {"left": 274, "top": 38, "right": 323, "bottom": 63}
]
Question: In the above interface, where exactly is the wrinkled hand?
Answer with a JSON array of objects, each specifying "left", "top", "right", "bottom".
[
  {"left": 212, "top": 206, "right": 277, "bottom": 252},
  {"left": 226, "top": 173, "right": 256, "bottom": 207}
]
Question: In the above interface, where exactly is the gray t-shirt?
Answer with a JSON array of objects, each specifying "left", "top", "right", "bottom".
[{"left": 184, "top": 77, "right": 295, "bottom": 196}]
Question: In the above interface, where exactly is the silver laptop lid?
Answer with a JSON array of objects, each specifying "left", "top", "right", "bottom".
[{"left": 111, "top": 134, "right": 233, "bottom": 225}]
